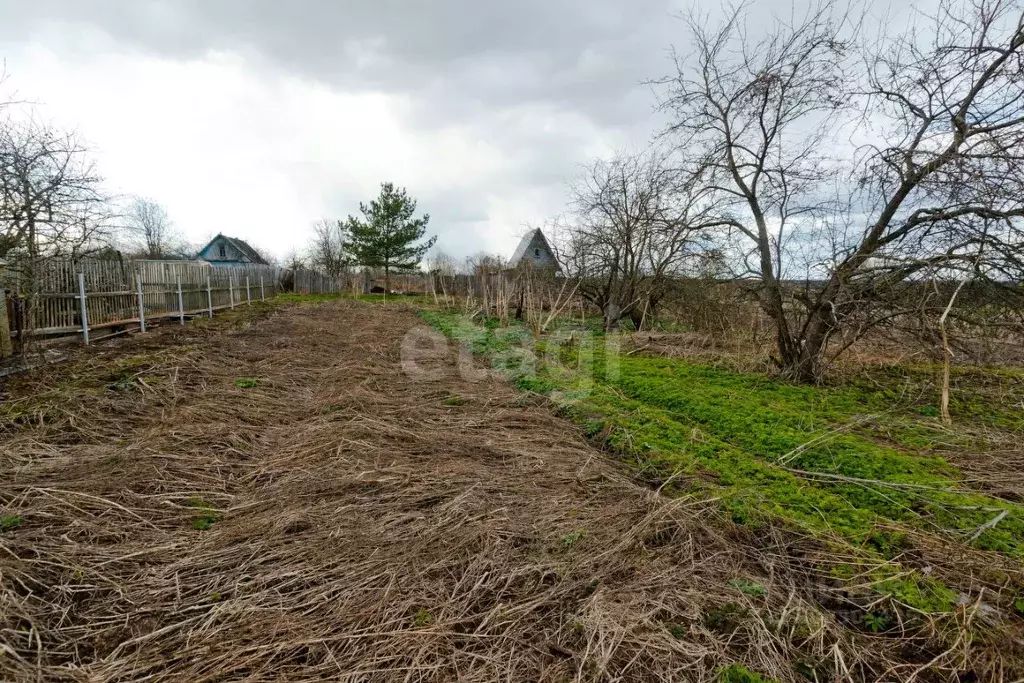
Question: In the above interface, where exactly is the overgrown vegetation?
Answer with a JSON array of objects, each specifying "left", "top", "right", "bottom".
[
  {"left": 4, "top": 295, "right": 1022, "bottom": 680},
  {"left": 422, "top": 310, "right": 1024, "bottom": 624}
]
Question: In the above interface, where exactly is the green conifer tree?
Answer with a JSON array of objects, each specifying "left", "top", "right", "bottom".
[{"left": 343, "top": 183, "right": 436, "bottom": 292}]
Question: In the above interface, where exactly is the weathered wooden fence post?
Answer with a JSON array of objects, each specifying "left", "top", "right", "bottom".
[
  {"left": 0, "top": 259, "right": 12, "bottom": 358},
  {"left": 245, "top": 276, "right": 251, "bottom": 306},
  {"left": 229, "top": 274, "right": 235, "bottom": 310},
  {"left": 206, "top": 272, "right": 214, "bottom": 318},
  {"left": 136, "top": 269, "right": 147, "bottom": 333},
  {"left": 177, "top": 275, "right": 185, "bottom": 325},
  {"left": 260, "top": 276, "right": 265, "bottom": 301},
  {"left": 77, "top": 271, "right": 89, "bottom": 346}
]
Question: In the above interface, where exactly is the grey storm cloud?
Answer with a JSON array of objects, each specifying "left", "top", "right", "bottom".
[
  {"left": 0, "top": 0, "right": 707, "bottom": 258},
  {"left": 3, "top": 0, "right": 683, "bottom": 127}
]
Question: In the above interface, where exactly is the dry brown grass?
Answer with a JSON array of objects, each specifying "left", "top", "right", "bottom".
[{"left": 0, "top": 300, "right": 1017, "bottom": 681}]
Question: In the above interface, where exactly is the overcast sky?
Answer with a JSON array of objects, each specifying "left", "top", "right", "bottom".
[{"left": 0, "top": 0, "right": 707, "bottom": 261}]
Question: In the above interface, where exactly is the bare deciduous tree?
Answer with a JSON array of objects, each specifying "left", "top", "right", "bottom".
[
  {"left": 282, "top": 250, "right": 306, "bottom": 271},
  {"left": 658, "top": 0, "right": 1024, "bottom": 381},
  {"left": 558, "top": 149, "right": 722, "bottom": 330},
  {"left": 121, "top": 196, "right": 182, "bottom": 259},
  {"left": 306, "top": 218, "right": 348, "bottom": 277},
  {"left": 249, "top": 243, "right": 277, "bottom": 266},
  {"left": 828, "top": 0, "right": 1024, "bottom": 366},
  {"left": 427, "top": 251, "right": 458, "bottom": 305},
  {"left": 0, "top": 117, "right": 110, "bottom": 261},
  {"left": 655, "top": 1, "right": 854, "bottom": 376}
]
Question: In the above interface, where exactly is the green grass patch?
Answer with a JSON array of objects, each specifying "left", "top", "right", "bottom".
[
  {"left": 411, "top": 609, "right": 434, "bottom": 628},
  {"left": 423, "top": 311, "right": 1024, "bottom": 555},
  {"left": 590, "top": 356, "right": 1024, "bottom": 554},
  {"left": 0, "top": 514, "right": 23, "bottom": 532},
  {"left": 349, "top": 293, "right": 436, "bottom": 306},
  {"left": 192, "top": 516, "right": 217, "bottom": 531},
  {"left": 185, "top": 496, "right": 220, "bottom": 531},
  {"left": 717, "top": 664, "right": 779, "bottom": 683},
  {"left": 665, "top": 621, "right": 687, "bottom": 639},
  {"left": 275, "top": 292, "right": 344, "bottom": 304},
  {"left": 421, "top": 311, "right": 1024, "bottom": 614},
  {"left": 828, "top": 563, "right": 959, "bottom": 613},
  {"left": 703, "top": 602, "right": 750, "bottom": 633},
  {"left": 560, "top": 529, "right": 587, "bottom": 549}
]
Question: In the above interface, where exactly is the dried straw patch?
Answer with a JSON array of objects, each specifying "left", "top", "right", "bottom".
[{"left": 0, "top": 300, "right": 1015, "bottom": 681}]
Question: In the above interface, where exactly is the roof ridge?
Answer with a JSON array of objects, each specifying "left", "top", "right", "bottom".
[{"left": 197, "top": 234, "right": 268, "bottom": 265}]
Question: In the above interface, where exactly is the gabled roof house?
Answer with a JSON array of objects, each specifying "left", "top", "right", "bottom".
[
  {"left": 197, "top": 234, "right": 269, "bottom": 267},
  {"left": 509, "top": 228, "right": 559, "bottom": 271}
]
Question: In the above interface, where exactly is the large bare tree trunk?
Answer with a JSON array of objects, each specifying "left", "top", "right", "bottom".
[
  {"left": 767, "top": 291, "right": 834, "bottom": 383},
  {"left": 0, "top": 286, "right": 12, "bottom": 359},
  {"left": 779, "top": 330, "right": 826, "bottom": 383},
  {"left": 604, "top": 301, "right": 621, "bottom": 332}
]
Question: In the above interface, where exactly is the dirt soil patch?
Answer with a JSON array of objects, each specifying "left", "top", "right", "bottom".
[{"left": 0, "top": 300, "right": 1012, "bottom": 681}]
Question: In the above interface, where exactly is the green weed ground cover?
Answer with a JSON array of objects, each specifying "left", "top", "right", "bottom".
[{"left": 421, "top": 310, "right": 1024, "bottom": 613}]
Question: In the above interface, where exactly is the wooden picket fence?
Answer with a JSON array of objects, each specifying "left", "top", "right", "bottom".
[
  {"left": 0, "top": 258, "right": 534, "bottom": 356},
  {"left": 289, "top": 269, "right": 429, "bottom": 296},
  {"left": 293, "top": 268, "right": 345, "bottom": 295},
  {"left": 0, "top": 258, "right": 340, "bottom": 353}
]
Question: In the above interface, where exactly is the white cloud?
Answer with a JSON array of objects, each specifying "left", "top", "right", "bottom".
[
  {"left": 0, "top": 3, "right": 672, "bottom": 261},
  {"left": 1, "top": 40, "right": 601, "bottom": 260}
]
